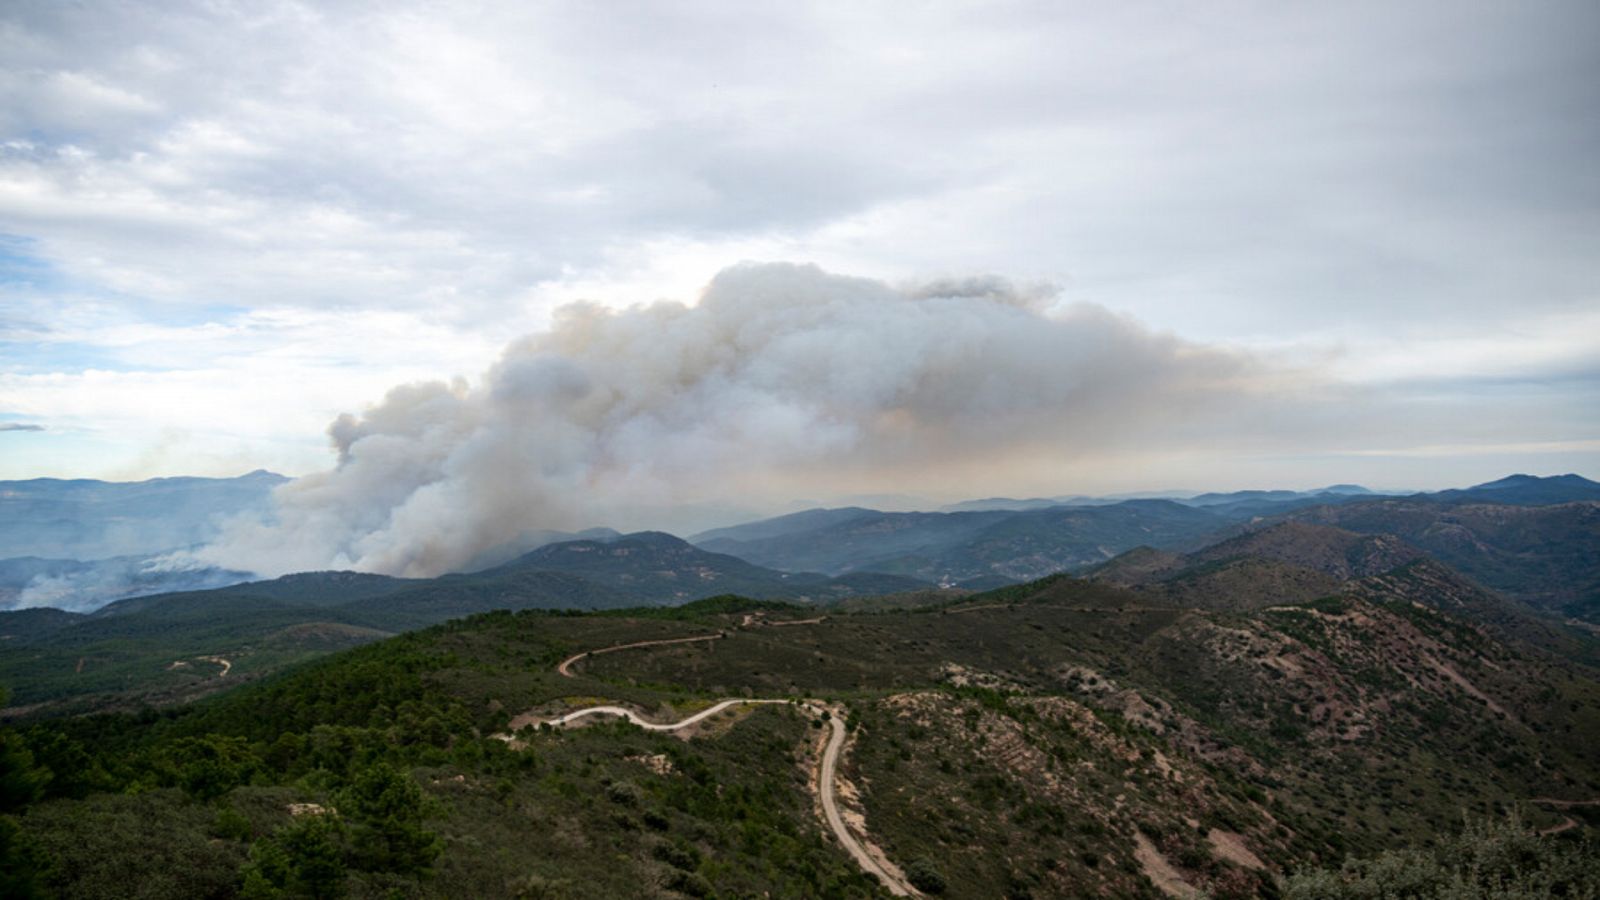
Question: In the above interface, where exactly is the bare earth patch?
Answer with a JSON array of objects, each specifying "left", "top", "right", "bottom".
[
  {"left": 628, "top": 754, "right": 675, "bottom": 776},
  {"left": 1422, "top": 653, "right": 1514, "bottom": 722},
  {"left": 1135, "top": 833, "right": 1200, "bottom": 898},
  {"left": 1207, "top": 829, "right": 1265, "bottom": 870}
]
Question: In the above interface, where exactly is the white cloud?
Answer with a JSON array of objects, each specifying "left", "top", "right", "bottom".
[
  {"left": 0, "top": 303, "right": 510, "bottom": 477},
  {"left": 0, "top": 1, "right": 1590, "bottom": 319}
]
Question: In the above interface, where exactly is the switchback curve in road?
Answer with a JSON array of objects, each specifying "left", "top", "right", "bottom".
[
  {"left": 544, "top": 698, "right": 789, "bottom": 731},
  {"left": 530, "top": 699, "right": 918, "bottom": 896},
  {"left": 537, "top": 626, "right": 920, "bottom": 895}
]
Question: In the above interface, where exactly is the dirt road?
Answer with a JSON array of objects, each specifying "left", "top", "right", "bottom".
[
  {"left": 1530, "top": 797, "right": 1600, "bottom": 808},
  {"left": 200, "top": 655, "right": 233, "bottom": 677},
  {"left": 816, "top": 709, "right": 918, "bottom": 896},
  {"left": 540, "top": 628, "right": 918, "bottom": 895},
  {"left": 543, "top": 698, "right": 789, "bottom": 731},
  {"left": 555, "top": 633, "right": 722, "bottom": 677}
]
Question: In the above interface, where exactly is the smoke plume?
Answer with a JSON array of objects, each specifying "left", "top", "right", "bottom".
[{"left": 198, "top": 263, "right": 1268, "bottom": 578}]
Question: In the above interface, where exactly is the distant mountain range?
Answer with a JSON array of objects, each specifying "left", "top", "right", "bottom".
[
  {"left": 2, "top": 471, "right": 1596, "bottom": 619},
  {"left": 0, "top": 469, "right": 286, "bottom": 559},
  {"left": 934, "top": 474, "right": 1600, "bottom": 514},
  {"left": 939, "top": 482, "right": 1377, "bottom": 513},
  {"left": 0, "top": 554, "right": 255, "bottom": 613},
  {"left": 1423, "top": 472, "right": 1600, "bottom": 505},
  {"left": 692, "top": 500, "right": 1233, "bottom": 586},
  {"left": 7, "top": 484, "right": 1597, "bottom": 756},
  {"left": 0, "top": 470, "right": 286, "bottom": 611},
  {"left": 691, "top": 474, "right": 1600, "bottom": 597}
]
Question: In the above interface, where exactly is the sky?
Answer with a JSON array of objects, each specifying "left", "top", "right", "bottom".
[{"left": 2, "top": 0, "right": 1598, "bottom": 522}]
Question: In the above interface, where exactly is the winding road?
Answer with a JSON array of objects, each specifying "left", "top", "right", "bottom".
[
  {"left": 545, "top": 698, "right": 788, "bottom": 730},
  {"left": 815, "top": 704, "right": 915, "bottom": 895},
  {"left": 200, "top": 655, "right": 233, "bottom": 677},
  {"left": 534, "top": 628, "right": 919, "bottom": 896},
  {"left": 555, "top": 633, "right": 723, "bottom": 677},
  {"left": 1531, "top": 797, "right": 1599, "bottom": 836}
]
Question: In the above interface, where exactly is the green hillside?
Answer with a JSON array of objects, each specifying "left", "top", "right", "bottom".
[
  {"left": 1281, "top": 499, "right": 1600, "bottom": 619},
  {"left": 4, "top": 550, "right": 1596, "bottom": 898},
  {"left": 0, "top": 534, "right": 932, "bottom": 714}
]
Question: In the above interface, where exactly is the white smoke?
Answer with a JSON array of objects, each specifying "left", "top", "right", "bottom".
[{"left": 198, "top": 262, "right": 1268, "bottom": 578}]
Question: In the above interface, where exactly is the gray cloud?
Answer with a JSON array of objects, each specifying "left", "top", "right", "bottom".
[
  {"left": 0, "top": 423, "right": 44, "bottom": 432},
  {"left": 1, "top": 1, "right": 1596, "bottom": 334},
  {"left": 1, "top": 1, "right": 1595, "bottom": 489}
]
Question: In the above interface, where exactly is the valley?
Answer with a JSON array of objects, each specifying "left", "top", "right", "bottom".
[{"left": 1, "top": 474, "right": 1597, "bottom": 897}]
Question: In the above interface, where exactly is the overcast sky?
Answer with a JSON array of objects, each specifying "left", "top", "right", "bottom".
[{"left": 1, "top": 0, "right": 1596, "bottom": 501}]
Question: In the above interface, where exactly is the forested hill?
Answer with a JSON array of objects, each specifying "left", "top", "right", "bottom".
[
  {"left": 3, "top": 551, "right": 1597, "bottom": 897},
  {"left": 0, "top": 533, "right": 930, "bottom": 714}
]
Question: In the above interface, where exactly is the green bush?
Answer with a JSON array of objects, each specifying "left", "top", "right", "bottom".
[
  {"left": 163, "top": 735, "right": 260, "bottom": 801},
  {"left": 1285, "top": 815, "right": 1599, "bottom": 899},
  {"left": 335, "top": 762, "right": 441, "bottom": 877},
  {"left": 240, "top": 814, "right": 348, "bottom": 900},
  {"left": 906, "top": 857, "right": 948, "bottom": 894},
  {"left": 212, "top": 805, "right": 254, "bottom": 842}
]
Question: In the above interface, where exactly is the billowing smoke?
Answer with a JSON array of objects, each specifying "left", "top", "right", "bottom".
[{"left": 198, "top": 263, "right": 1268, "bottom": 578}]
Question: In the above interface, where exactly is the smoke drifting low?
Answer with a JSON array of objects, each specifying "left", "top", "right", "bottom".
[{"left": 200, "top": 263, "right": 1271, "bottom": 578}]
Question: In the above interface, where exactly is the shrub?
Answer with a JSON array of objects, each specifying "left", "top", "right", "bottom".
[
  {"left": 606, "top": 781, "right": 642, "bottom": 806},
  {"left": 906, "top": 857, "right": 947, "bottom": 894},
  {"left": 335, "top": 763, "right": 441, "bottom": 877},
  {"left": 1284, "top": 815, "right": 1599, "bottom": 899},
  {"left": 240, "top": 814, "right": 347, "bottom": 900}
]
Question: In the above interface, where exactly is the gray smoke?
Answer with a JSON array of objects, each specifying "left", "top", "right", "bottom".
[
  {"left": 198, "top": 262, "right": 1270, "bottom": 578},
  {"left": 2, "top": 555, "right": 252, "bottom": 612}
]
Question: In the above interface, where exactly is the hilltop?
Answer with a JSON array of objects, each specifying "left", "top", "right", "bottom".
[{"left": 1276, "top": 497, "right": 1600, "bottom": 619}]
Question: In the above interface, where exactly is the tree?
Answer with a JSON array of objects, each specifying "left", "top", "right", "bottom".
[
  {"left": 20, "top": 729, "right": 101, "bottom": 799},
  {"left": 240, "top": 814, "right": 348, "bottom": 900},
  {"left": 163, "top": 734, "right": 260, "bottom": 801},
  {"left": 0, "top": 696, "right": 51, "bottom": 899},
  {"left": 0, "top": 731, "right": 47, "bottom": 812},
  {"left": 335, "top": 763, "right": 441, "bottom": 877}
]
